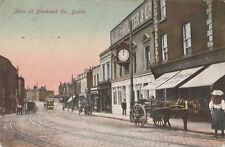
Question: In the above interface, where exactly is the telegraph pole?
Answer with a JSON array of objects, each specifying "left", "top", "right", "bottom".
[{"left": 129, "top": 20, "right": 134, "bottom": 122}]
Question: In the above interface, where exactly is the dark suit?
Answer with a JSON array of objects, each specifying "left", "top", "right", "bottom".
[{"left": 122, "top": 101, "right": 127, "bottom": 115}]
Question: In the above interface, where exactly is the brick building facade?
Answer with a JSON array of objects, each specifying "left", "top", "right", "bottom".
[{"left": 0, "top": 55, "right": 19, "bottom": 114}]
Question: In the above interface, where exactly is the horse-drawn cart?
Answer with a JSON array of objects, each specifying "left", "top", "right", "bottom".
[
  {"left": 131, "top": 98, "right": 164, "bottom": 127},
  {"left": 25, "top": 101, "right": 38, "bottom": 114},
  {"left": 131, "top": 98, "right": 199, "bottom": 130}
]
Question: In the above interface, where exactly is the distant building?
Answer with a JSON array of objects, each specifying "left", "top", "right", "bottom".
[
  {"left": 58, "top": 76, "right": 77, "bottom": 101},
  {"left": 99, "top": 49, "right": 112, "bottom": 112},
  {"left": 90, "top": 65, "right": 100, "bottom": 111},
  {"left": 26, "top": 86, "right": 54, "bottom": 101},
  {"left": 17, "top": 77, "right": 25, "bottom": 106},
  {"left": 77, "top": 68, "right": 93, "bottom": 98}
]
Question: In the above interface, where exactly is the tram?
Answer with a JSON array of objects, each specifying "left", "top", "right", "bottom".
[{"left": 45, "top": 98, "right": 54, "bottom": 110}]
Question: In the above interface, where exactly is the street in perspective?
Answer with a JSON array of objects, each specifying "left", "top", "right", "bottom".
[
  {"left": 0, "top": 101, "right": 224, "bottom": 147},
  {"left": 1, "top": 0, "right": 225, "bottom": 146}
]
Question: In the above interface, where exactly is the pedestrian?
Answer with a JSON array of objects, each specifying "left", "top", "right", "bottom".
[
  {"left": 209, "top": 90, "right": 225, "bottom": 138},
  {"left": 121, "top": 99, "right": 127, "bottom": 115}
]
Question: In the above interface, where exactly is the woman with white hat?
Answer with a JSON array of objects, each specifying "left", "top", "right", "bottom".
[{"left": 209, "top": 90, "right": 225, "bottom": 138}]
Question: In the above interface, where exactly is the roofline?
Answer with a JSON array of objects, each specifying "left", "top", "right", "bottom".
[
  {"left": 99, "top": 47, "right": 110, "bottom": 57},
  {"left": 110, "top": 0, "right": 146, "bottom": 34}
]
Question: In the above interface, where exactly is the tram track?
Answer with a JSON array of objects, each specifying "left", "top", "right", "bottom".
[
  {"left": 9, "top": 118, "right": 61, "bottom": 147},
  {"left": 30, "top": 113, "right": 210, "bottom": 147}
]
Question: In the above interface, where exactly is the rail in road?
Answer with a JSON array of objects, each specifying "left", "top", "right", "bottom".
[{"left": 9, "top": 119, "right": 60, "bottom": 147}]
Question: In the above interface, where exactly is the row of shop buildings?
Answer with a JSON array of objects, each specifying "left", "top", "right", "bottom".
[
  {"left": 59, "top": 0, "right": 225, "bottom": 120},
  {"left": 0, "top": 55, "right": 25, "bottom": 114}
]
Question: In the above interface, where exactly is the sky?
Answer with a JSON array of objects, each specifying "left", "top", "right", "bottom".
[{"left": 0, "top": 0, "right": 143, "bottom": 94}]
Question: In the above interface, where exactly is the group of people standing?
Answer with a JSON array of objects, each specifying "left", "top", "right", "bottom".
[{"left": 209, "top": 90, "right": 225, "bottom": 138}]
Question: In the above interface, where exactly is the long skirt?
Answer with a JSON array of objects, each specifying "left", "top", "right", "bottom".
[{"left": 211, "top": 109, "right": 225, "bottom": 130}]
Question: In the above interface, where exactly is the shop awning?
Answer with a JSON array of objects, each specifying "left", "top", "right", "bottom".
[
  {"left": 142, "top": 71, "right": 180, "bottom": 90},
  {"left": 156, "top": 66, "right": 203, "bottom": 89},
  {"left": 180, "top": 62, "right": 225, "bottom": 88}
]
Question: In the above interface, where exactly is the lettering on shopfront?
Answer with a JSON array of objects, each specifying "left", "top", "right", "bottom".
[{"left": 110, "top": 0, "right": 152, "bottom": 45}]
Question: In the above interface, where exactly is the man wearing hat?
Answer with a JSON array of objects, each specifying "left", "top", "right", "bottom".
[{"left": 209, "top": 90, "right": 225, "bottom": 137}]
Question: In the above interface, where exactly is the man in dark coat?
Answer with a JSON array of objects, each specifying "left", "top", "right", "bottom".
[
  {"left": 209, "top": 90, "right": 225, "bottom": 138},
  {"left": 121, "top": 99, "right": 127, "bottom": 115}
]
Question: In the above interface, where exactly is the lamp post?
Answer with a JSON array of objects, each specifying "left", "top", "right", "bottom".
[
  {"left": 129, "top": 20, "right": 134, "bottom": 122},
  {"left": 1, "top": 87, "right": 5, "bottom": 117}
]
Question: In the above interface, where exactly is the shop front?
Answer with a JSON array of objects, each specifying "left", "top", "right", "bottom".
[
  {"left": 90, "top": 87, "right": 99, "bottom": 112},
  {"left": 179, "top": 62, "right": 225, "bottom": 121},
  {"left": 98, "top": 81, "right": 111, "bottom": 113}
]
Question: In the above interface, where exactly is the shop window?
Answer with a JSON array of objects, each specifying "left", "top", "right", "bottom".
[
  {"left": 118, "top": 90, "right": 122, "bottom": 105},
  {"left": 183, "top": 22, "right": 192, "bottom": 56},
  {"left": 113, "top": 91, "right": 117, "bottom": 105}
]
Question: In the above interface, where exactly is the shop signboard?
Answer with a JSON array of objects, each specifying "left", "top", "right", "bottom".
[{"left": 110, "top": 0, "right": 153, "bottom": 45}]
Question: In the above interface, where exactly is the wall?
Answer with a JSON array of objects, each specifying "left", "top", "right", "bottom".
[
  {"left": 156, "top": 0, "right": 208, "bottom": 64},
  {"left": 100, "top": 50, "right": 111, "bottom": 82},
  {"left": 212, "top": 0, "right": 225, "bottom": 49}
]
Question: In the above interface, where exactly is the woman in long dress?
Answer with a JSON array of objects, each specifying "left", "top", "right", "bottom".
[{"left": 209, "top": 90, "right": 225, "bottom": 138}]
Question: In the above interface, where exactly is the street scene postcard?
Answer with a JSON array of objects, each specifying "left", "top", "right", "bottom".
[{"left": 0, "top": 0, "right": 225, "bottom": 146}]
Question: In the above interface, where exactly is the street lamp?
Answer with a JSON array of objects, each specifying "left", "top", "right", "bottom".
[{"left": 129, "top": 20, "right": 134, "bottom": 122}]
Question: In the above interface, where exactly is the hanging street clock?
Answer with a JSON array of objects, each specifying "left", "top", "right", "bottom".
[{"left": 116, "top": 42, "right": 130, "bottom": 64}]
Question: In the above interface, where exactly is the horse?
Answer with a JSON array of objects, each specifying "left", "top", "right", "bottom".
[{"left": 162, "top": 99, "right": 199, "bottom": 131}]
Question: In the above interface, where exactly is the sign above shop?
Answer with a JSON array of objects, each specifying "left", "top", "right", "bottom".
[{"left": 110, "top": 0, "right": 153, "bottom": 45}]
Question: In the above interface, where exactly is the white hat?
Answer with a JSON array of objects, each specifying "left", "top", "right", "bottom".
[{"left": 212, "top": 90, "right": 224, "bottom": 96}]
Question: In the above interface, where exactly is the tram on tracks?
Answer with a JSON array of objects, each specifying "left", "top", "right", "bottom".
[{"left": 45, "top": 98, "right": 54, "bottom": 110}]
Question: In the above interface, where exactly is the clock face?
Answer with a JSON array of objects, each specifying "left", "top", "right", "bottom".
[{"left": 118, "top": 49, "right": 129, "bottom": 62}]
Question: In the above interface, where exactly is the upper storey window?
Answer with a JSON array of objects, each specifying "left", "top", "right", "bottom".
[
  {"left": 162, "top": 34, "right": 168, "bottom": 62},
  {"left": 160, "top": 0, "right": 166, "bottom": 20},
  {"left": 183, "top": 22, "right": 192, "bottom": 56}
]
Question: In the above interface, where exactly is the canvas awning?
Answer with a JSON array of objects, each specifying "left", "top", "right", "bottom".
[
  {"left": 156, "top": 66, "right": 203, "bottom": 89},
  {"left": 180, "top": 62, "right": 225, "bottom": 88},
  {"left": 142, "top": 71, "right": 180, "bottom": 90}
]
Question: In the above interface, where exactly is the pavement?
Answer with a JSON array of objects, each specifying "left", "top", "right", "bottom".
[{"left": 92, "top": 112, "right": 215, "bottom": 135}]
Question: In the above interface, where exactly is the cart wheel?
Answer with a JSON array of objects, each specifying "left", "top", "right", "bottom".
[{"left": 132, "top": 104, "right": 146, "bottom": 127}]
